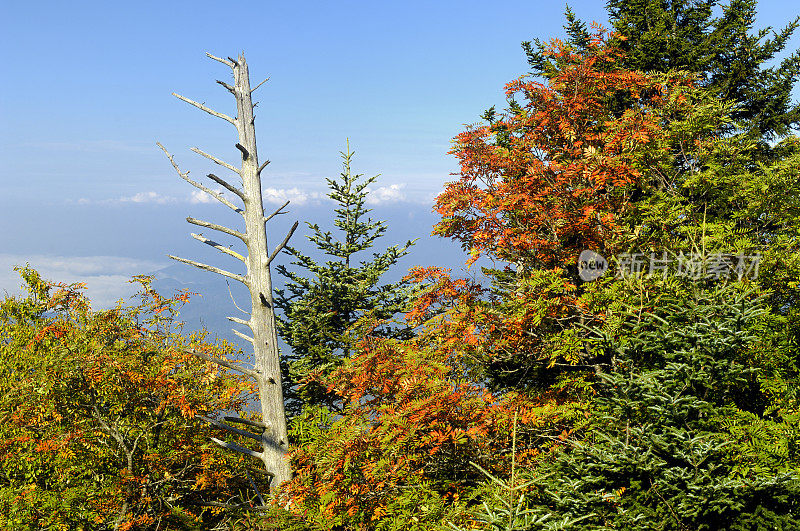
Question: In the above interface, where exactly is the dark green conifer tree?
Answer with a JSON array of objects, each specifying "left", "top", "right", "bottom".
[
  {"left": 610, "top": 0, "right": 800, "bottom": 142},
  {"left": 459, "top": 284, "right": 800, "bottom": 530},
  {"left": 524, "top": 0, "right": 800, "bottom": 144},
  {"left": 275, "top": 142, "right": 414, "bottom": 417}
]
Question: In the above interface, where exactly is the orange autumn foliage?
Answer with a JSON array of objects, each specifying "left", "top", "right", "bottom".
[
  {"left": 275, "top": 30, "right": 717, "bottom": 529},
  {"left": 436, "top": 29, "right": 693, "bottom": 269},
  {"left": 425, "top": 30, "right": 715, "bottom": 389},
  {"left": 278, "top": 271, "right": 565, "bottom": 528},
  {"left": 0, "top": 268, "right": 257, "bottom": 529}
]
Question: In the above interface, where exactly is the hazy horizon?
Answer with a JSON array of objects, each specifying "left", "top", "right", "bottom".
[{"left": 2, "top": 0, "right": 797, "bottom": 344}]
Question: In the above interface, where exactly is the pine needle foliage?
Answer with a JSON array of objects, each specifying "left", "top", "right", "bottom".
[
  {"left": 480, "top": 284, "right": 800, "bottom": 530},
  {"left": 275, "top": 142, "right": 414, "bottom": 417},
  {"left": 525, "top": 0, "right": 800, "bottom": 145}
]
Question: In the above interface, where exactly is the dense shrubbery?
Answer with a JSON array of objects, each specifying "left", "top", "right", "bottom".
[{"left": 0, "top": 269, "right": 257, "bottom": 529}]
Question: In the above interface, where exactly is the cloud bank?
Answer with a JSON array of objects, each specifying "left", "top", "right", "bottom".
[
  {"left": 70, "top": 183, "right": 413, "bottom": 208},
  {"left": 365, "top": 184, "right": 406, "bottom": 205},
  {"left": 0, "top": 254, "right": 167, "bottom": 310}
]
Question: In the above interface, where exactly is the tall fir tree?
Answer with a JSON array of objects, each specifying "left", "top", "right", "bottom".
[
  {"left": 275, "top": 142, "right": 414, "bottom": 417},
  {"left": 611, "top": 0, "right": 800, "bottom": 142},
  {"left": 524, "top": 0, "right": 800, "bottom": 145}
]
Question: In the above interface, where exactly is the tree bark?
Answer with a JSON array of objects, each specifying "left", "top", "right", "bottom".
[
  {"left": 161, "top": 52, "right": 292, "bottom": 496},
  {"left": 231, "top": 53, "right": 292, "bottom": 494}
]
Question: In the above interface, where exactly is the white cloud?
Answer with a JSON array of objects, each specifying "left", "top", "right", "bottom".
[
  {"left": 68, "top": 184, "right": 410, "bottom": 209},
  {"left": 70, "top": 188, "right": 232, "bottom": 206},
  {"left": 189, "top": 189, "right": 222, "bottom": 204},
  {"left": 262, "top": 187, "right": 325, "bottom": 206},
  {"left": 0, "top": 254, "right": 168, "bottom": 310},
  {"left": 67, "top": 192, "right": 179, "bottom": 205},
  {"left": 365, "top": 184, "right": 407, "bottom": 205},
  {"left": 121, "top": 191, "right": 177, "bottom": 204}
]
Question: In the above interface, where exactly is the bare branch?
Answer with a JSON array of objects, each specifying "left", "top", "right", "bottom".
[
  {"left": 224, "top": 416, "right": 268, "bottom": 431},
  {"left": 227, "top": 56, "right": 239, "bottom": 67},
  {"left": 182, "top": 348, "right": 259, "bottom": 379},
  {"left": 197, "top": 415, "right": 262, "bottom": 442},
  {"left": 187, "top": 217, "right": 247, "bottom": 242},
  {"left": 206, "top": 53, "right": 234, "bottom": 68},
  {"left": 191, "top": 233, "right": 246, "bottom": 262},
  {"left": 246, "top": 469, "right": 266, "bottom": 507},
  {"left": 207, "top": 173, "right": 245, "bottom": 202},
  {"left": 169, "top": 255, "right": 248, "bottom": 285},
  {"left": 226, "top": 280, "right": 250, "bottom": 315},
  {"left": 257, "top": 160, "right": 270, "bottom": 176},
  {"left": 251, "top": 77, "right": 270, "bottom": 93},
  {"left": 267, "top": 221, "right": 299, "bottom": 265},
  {"left": 216, "top": 79, "right": 236, "bottom": 94},
  {"left": 191, "top": 147, "right": 241, "bottom": 175},
  {"left": 264, "top": 200, "right": 290, "bottom": 224},
  {"left": 206, "top": 52, "right": 234, "bottom": 68},
  {"left": 172, "top": 93, "right": 236, "bottom": 125},
  {"left": 211, "top": 437, "right": 262, "bottom": 459},
  {"left": 235, "top": 143, "right": 250, "bottom": 160},
  {"left": 227, "top": 315, "right": 251, "bottom": 328},
  {"left": 157, "top": 143, "right": 242, "bottom": 214},
  {"left": 232, "top": 329, "right": 255, "bottom": 344},
  {"left": 188, "top": 180, "right": 241, "bottom": 213}
]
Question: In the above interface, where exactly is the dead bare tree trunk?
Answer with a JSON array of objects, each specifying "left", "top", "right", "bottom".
[{"left": 157, "top": 52, "right": 294, "bottom": 496}]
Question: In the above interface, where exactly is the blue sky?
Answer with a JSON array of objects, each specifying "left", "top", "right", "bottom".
[{"left": 1, "top": 0, "right": 798, "bottom": 309}]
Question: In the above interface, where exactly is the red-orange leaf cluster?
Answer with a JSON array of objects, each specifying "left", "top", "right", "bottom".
[
  {"left": 0, "top": 269, "right": 255, "bottom": 529},
  {"left": 436, "top": 31, "right": 692, "bottom": 269}
]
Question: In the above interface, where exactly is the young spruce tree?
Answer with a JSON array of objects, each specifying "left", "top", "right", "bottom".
[{"left": 275, "top": 142, "right": 414, "bottom": 417}]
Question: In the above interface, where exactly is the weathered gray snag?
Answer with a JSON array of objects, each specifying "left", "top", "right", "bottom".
[{"left": 158, "top": 52, "right": 293, "bottom": 496}]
